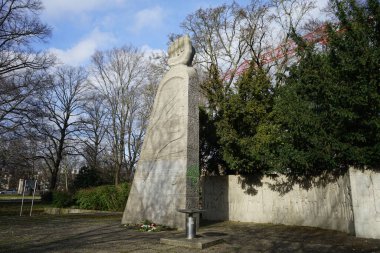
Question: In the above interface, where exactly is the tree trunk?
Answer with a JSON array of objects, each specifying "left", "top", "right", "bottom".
[
  {"left": 114, "top": 165, "right": 120, "bottom": 186},
  {"left": 49, "top": 170, "right": 58, "bottom": 191},
  {"left": 65, "top": 170, "right": 68, "bottom": 192}
]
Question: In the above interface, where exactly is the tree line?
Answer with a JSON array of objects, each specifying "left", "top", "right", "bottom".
[{"left": 0, "top": 0, "right": 166, "bottom": 191}]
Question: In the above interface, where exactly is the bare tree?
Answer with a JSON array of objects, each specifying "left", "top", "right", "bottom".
[
  {"left": 268, "top": 0, "right": 316, "bottom": 74},
  {"left": 181, "top": 0, "right": 317, "bottom": 86},
  {"left": 0, "top": 71, "right": 52, "bottom": 134},
  {"left": 0, "top": 135, "right": 37, "bottom": 188},
  {"left": 79, "top": 93, "right": 108, "bottom": 173},
  {"left": 36, "top": 66, "right": 87, "bottom": 191},
  {"left": 0, "top": 0, "right": 54, "bottom": 75},
  {"left": 183, "top": 3, "right": 243, "bottom": 87},
  {"left": 180, "top": 1, "right": 272, "bottom": 118},
  {"left": 0, "top": 0, "right": 55, "bottom": 133},
  {"left": 124, "top": 54, "right": 166, "bottom": 177},
  {"left": 60, "top": 153, "right": 81, "bottom": 192},
  {"left": 90, "top": 46, "right": 147, "bottom": 185},
  {"left": 238, "top": 1, "right": 272, "bottom": 65},
  {"left": 270, "top": 0, "right": 316, "bottom": 36}
]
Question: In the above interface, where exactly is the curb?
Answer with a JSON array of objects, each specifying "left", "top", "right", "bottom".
[{"left": 44, "top": 207, "right": 123, "bottom": 215}]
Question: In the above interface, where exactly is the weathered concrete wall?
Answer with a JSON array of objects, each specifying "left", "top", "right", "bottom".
[
  {"left": 203, "top": 175, "right": 355, "bottom": 234},
  {"left": 350, "top": 168, "right": 380, "bottom": 239}
]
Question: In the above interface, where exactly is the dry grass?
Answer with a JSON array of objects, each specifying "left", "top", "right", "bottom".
[{"left": 0, "top": 201, "right": 47, "bottom": 216}]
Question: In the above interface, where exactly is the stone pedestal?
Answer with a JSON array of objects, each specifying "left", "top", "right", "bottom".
[{"left": 122, "top": 35, "right": 199, "bottom": 229}]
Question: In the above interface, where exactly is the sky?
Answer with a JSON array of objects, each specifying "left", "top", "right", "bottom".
[{"left": 38, "top": 0, "right": 328, "bottom": 66}]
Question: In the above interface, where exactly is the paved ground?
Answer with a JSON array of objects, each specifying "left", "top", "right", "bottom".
[{"left": 0, "top": 212, "right": 380, "bottom": 253}]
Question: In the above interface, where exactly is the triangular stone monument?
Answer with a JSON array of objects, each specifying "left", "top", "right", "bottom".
[{"left": 122, "top": 35, "right": 199, "bottom": 228}]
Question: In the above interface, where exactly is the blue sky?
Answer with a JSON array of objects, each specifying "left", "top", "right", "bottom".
[
  {"left": 38, "top": 0, "right": 329, "bottom": 66},
  {"left": 39, "top": 0, "right": 252, "bottom": 66}
]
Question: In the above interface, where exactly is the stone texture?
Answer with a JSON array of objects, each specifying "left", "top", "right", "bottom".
[
  {"left": 349, "top": 167, "right": 380, "bottom": 239},
  {"left": 160, "top": 235, "right": 224, "bottom": 249},
  {"left": 203, "top": 175, "right": 355, "bottom": 234},
  {"left": 122, "top": 35, "right": 199, "bottom": 229}
]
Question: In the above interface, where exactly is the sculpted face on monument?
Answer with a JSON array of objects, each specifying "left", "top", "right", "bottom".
[{"left": 168, "top": 35, "right": 195, "bottom": 67}]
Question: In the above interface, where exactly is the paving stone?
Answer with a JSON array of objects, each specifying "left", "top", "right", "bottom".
[{"left": 1, "top": 213, "right": 380, "bottom": 252}]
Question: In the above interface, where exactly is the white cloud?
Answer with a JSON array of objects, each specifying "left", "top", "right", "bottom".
[
  {"left": 132, "top": 6, "right": 165, "bottom": 32},
  {"left": 140, "top": 44, "right": 165, "bottom": 63},
  {"left": 141, "top": 44, "right": 164, "bottom": 56},
  {"left": 308, "top": 0, "right": 330, "bottom": 21},
  {"left": 49, "top": 28, "right": 117, "bottom": 66}
]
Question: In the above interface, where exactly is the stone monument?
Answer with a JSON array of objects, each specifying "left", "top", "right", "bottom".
[{"left": 122, "top": 35, "right": 199, "bottom": 228}]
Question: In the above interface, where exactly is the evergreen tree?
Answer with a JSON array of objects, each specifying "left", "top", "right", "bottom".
[
  {"left": 216, "top": 64, "right": 274, "bottom": 174},
  {"left": 270, "top": 0, "right": 380, "bottom": 178},
  {"left": 199, "top": 64, "right": 228, "bottom": 174},
  {"left": 73, "top": 166, "right": 102, "bottom": 190}
]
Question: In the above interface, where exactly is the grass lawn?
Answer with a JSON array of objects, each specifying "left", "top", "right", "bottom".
[
  {"left": 0, "top": 194, "right": 41, "bottom": 200},
  {"left": 0, "top": 201, "right": 47, "bottom": 216}
]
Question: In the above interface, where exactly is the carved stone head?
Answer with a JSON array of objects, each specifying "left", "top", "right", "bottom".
[{"left": 168, "top": 35, "right": 195, "bottom": 67}]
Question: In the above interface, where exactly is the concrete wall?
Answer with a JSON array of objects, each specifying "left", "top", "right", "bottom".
[
  {"left": 350, "top": 168, "right": 380, "bottom": 239},
  {"left": 203, "top": 174, "right": 355, "bottom": 234}
]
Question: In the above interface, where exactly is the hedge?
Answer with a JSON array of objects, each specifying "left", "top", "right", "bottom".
[{"left": 75, "top": 183, "right": 130, "bottom": 211}]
